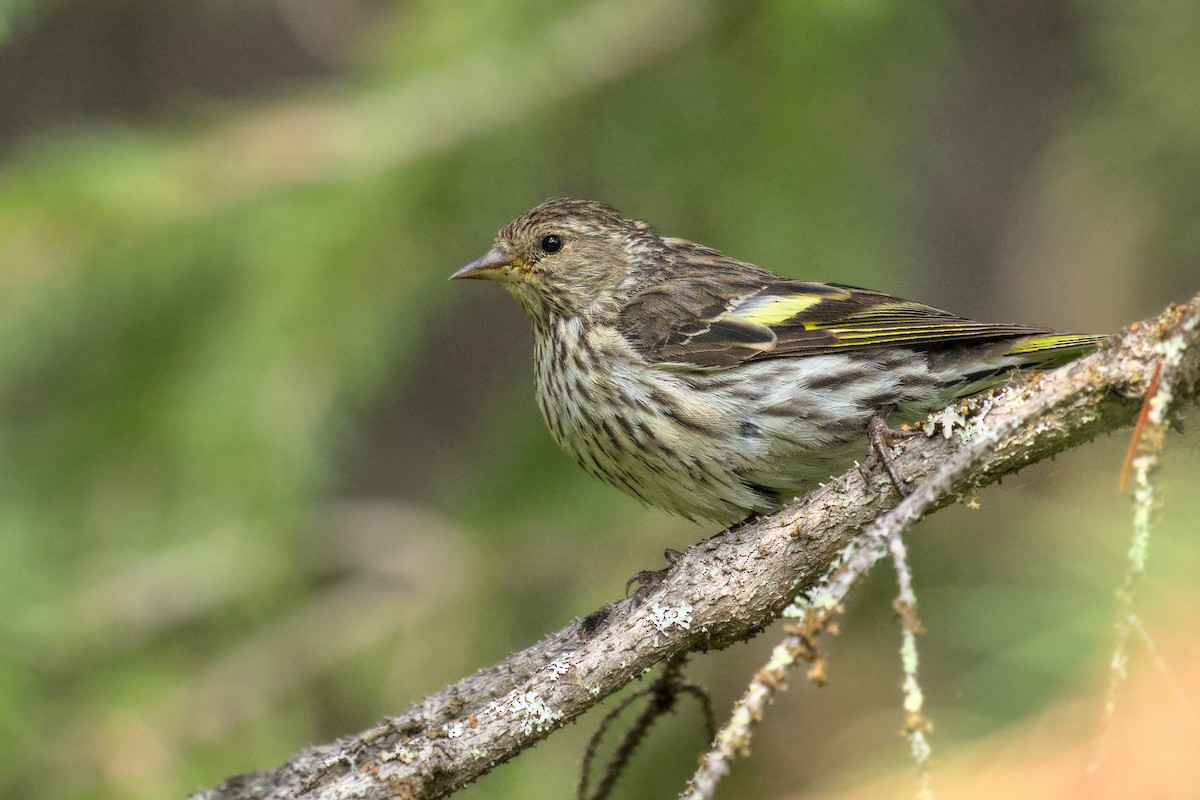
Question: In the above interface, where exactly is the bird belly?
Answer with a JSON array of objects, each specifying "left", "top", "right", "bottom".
[{"left": 534, "top": 323, "right": 951, "bottom": 523}]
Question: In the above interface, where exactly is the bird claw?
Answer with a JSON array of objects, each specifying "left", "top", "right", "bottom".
[
  {"left": 625, "top": 548, "right": 684, "bottom": 608},
  {"left": 860, "top": 413, "right": 918, "bottom": 496}
]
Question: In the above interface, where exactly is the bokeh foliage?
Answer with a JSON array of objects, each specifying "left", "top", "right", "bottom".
[{"left": 1, "top": 1, "right": 1198, "bottom": 798}]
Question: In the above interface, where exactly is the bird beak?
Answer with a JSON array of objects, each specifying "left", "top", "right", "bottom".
[{"left": 451, "top": 246, "right": 513, "bottom": 281}]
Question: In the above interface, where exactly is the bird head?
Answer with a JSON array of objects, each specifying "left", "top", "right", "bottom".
[{"left": 452, "top": 198, "right": 662, "bottom": 323}]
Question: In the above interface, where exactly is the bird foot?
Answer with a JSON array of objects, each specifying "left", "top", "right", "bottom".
[
  {"left": 625, "top": 548, "right": 684, "bottom": 608},
  {"left": 858, "top": 413, "right": 919, "bottom": 496}
]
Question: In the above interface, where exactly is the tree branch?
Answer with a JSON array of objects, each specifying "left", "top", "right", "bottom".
[{"left": 192, "top": 295, "right": 1200, "bottom": 800}]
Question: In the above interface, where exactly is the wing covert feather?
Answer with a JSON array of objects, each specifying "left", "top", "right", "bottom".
[{"left": 620, "top": 275, "right": 1052, "bottom": 368}]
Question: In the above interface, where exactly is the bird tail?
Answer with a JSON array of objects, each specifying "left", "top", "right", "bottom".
[
  {"left": 938, "top": 332, "right": 1106, "bottom": 402},
  {"left": 1004, "top": 333, "right": 1107, "bottom": 368}
]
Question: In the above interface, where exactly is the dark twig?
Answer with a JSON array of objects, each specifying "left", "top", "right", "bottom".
[
  {"left": 578, "top": 688, "right": 656, "bottom": 800},
  {"left": 675, "top": 681, "right": 717, "bottom": 744},
  {"left": 580, "top": 654, "right": 706, "bottom": 800}
]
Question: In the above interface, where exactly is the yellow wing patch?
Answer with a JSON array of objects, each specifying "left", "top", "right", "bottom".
[
  {"left": 734, "top": 291, "right": 845, "bottom": 327},
  {"left": 1006, "top": 333, "right": 1105, "bottom": 355}
]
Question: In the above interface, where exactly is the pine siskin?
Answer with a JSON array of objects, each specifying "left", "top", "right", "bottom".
[{"left": 453, "top": 198, "right": 1103, "bottom": 525}]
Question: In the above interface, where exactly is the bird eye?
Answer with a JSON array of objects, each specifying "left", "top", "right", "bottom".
[{"left": 540, "top": 234, "right": 563, "bottom": 254}]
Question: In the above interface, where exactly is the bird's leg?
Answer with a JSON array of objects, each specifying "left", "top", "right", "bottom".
[
  {"left": 625, "top": 548, "right": 684, "bottom": 608},
  {"left": 859, "top": 411, "right": 919, "bottom": 496}
]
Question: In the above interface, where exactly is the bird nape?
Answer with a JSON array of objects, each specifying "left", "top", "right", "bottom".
[{"left": 453, "top": 198, "right": 1104, "bottom": 526}]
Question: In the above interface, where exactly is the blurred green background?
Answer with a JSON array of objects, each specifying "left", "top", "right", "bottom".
[{"left": 1, "top": 1, "right": 1198, "bottom": 798}]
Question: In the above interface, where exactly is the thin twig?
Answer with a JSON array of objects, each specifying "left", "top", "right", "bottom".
[
  {"left": 578, "top": 687, "right": 655, "bottom": 800},
  {"left": 1091, "top": 309, "right": 1197, "bottom": 780},
  {"left": 581, "top": 654, "right": 694, "bottom": 800},
  {"left": 1129, "top": 613, "right": 1200, "bottom": 735},
  {"left": 889, "top": 532, "right": 933, "bottom": 800},
  {"left": 676, "top": 681, "right": 718, "bottom": 744},
  {"left": 680, "top": 624, "right": 814, "bottom": 800}
]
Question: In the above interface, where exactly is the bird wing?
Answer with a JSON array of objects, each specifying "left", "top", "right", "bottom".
[{"left": 620, "top": 277, "right": 1081, "bottom": 369}]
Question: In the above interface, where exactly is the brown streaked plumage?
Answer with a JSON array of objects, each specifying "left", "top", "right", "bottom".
[{"left": 453, "top": 198, "right": 1103, "bottom": 523}]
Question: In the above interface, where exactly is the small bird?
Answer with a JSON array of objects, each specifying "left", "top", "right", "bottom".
[{"left": 453, "top": 199, "right": 1102, "bottom": 525}]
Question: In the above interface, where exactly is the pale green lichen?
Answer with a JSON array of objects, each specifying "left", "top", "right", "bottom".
[
  {"left": 781, "top": 597, "right": 809, "bottom": 618},
  {"left": 925, "top": 404, "right": 968, "bottom": 439},
  {"left": 900, "top": 639, "right": 925, "bottom": 716},
  {"left": 380, "top": 745, "right": 416, "bottom": 764},
  {"left": 912, "top": 733, "right": 935, "bottom": 800},
  {"left": 504, "top": 690, "right": 563, "bottom": 735},
  {"left": 900, "top": 632, "right": 920, "bottom": 685},
  {"left": 763, "top": 641, "right": 797, "bottom": 672},
  {"left": 648, "top": 602, "right": 693, "bottom": 633},
  {"left": 924, "top": 380, "right": 1038, "bottom": 443},
  {"left": 544, "top": 657, "right": 572, "bottom": 678},
  {"left": 483, "top": 689, "right": 564, "bottom": 736}
]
